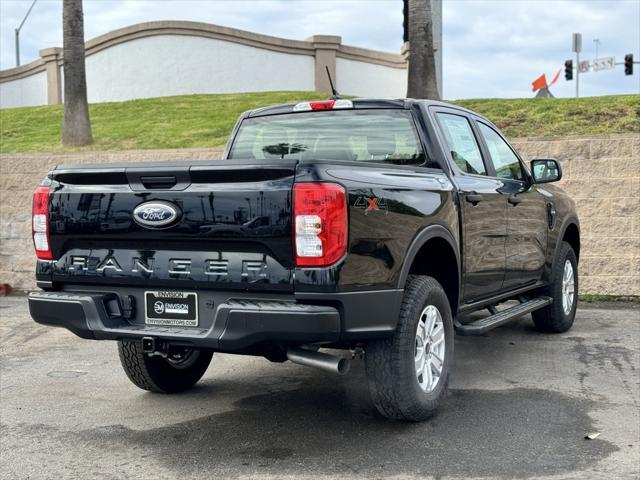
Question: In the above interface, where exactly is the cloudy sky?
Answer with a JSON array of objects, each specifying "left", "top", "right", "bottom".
[{"left": 1, "top": 0, "right": 638, "bottom": 99}]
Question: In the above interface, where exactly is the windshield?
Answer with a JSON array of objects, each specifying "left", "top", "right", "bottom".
[{"left": 228, "top": 109, "right": 426, "bottom": 166}]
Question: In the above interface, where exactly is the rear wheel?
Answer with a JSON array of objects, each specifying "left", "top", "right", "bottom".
[
  {"left": 532, "top": 241, "right": 578, "bottom": 333},
  {"left": 365, "top": 275, "right": 454, "bottom": 421},
  {"left": 118, "top": 340, "right": 213, "bottom": 393}
]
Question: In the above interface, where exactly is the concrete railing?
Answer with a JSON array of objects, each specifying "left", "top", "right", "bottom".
[
  {"left": 1, "top": 134, "right": 638, "bottom": 295},
  {"left": 0, "top": 21, "right": 407, "bottom": 108}
]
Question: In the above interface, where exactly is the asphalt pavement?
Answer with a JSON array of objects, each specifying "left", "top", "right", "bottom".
[{"left": 1, "top": 295, "right": 638, "bottom": 480}]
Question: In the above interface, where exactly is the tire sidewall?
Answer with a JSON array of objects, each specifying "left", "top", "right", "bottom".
[
  {"left": 554, "top": 245, "right": 578, "bottom": 323},
  {"left": 532, "top": 242, "right": 579, "bottom": 333},
  {"left": 397, "top": 278, "right": 454, "bottom": 414}
]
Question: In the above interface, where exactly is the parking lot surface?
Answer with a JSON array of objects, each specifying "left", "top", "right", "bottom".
[{"left": 1, "top": 295, "right": 638, "bottom": 480}]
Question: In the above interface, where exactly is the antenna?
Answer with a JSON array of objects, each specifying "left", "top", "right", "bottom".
[{"left": 325, "top": 66, "right": 340, "bottom": 99}]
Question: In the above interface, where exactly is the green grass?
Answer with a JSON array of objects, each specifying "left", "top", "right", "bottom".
[
  {"left": 1, "top": 92, "right": 638, "bottom": 153},
  {"left": 0, "top": 91, "right": 324, "bottom": 153},
  {"left": 457, "top": 95, "right": 640, "bottom": 139},
  {"left": 579, "top": 294, "right": 640, "bottom": 304}
]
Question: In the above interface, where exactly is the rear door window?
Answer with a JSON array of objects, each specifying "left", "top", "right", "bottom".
[
  {"left": 229, "top": 109, "right": 426, "bottom": 166},
  {"left": 435, "top": 113, "right": 487, "bottom": 176}
]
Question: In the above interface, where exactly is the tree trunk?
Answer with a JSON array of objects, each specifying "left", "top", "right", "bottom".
[
  {"left": 62, "top": 0, "right": 92, "bottom": 146},
  {"left": 406, "top": 0, "right": 440, "bottom": 100}
]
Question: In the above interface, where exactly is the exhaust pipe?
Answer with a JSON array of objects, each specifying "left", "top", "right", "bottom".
[{"left": 286, "top": 348, "right": 350, "bottom": 375}]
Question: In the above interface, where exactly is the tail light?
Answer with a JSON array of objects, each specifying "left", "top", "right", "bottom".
[
  {"left": 32, "top": 185, "right": 53, "bottom": 260},
  {"left": 294, "top": 183, "right": 348, "bottom": 267}
]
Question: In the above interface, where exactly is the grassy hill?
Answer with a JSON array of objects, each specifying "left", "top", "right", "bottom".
[
  {"left": 1, "top": 92, "right": 638, "bottom": 153},
  {"left": 457, "top": 95, "right": 639, "bottom": 139}
]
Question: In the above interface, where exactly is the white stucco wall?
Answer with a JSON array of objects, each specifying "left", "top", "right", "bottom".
[
  {"left": 0, "top": 25, "right": 408, "bottom": 108},
  {"left": 0, "top": 71, "right": 47, "bottom": 108},
  {"left": 84, "top": 35, "right": 315, "bottom": 103},
  {"left": 336, "top": 57, "right": 407, "bottom": 99}
]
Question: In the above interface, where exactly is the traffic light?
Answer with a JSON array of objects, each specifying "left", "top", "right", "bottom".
[
  {"left": 625, "top": 54, "right": 633, "bottom": 76},
  {"left": 402, "top": 0, "right": 408, "bottom": 43},
  {"left": 564, "top": 60, "right": 573, "bottom": 80}
]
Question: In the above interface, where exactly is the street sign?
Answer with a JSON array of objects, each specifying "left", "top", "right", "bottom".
[
  {"left": 592, "top": 56, "right": 615, "bottom": 71},
  {"left": 572, "top": 33, "right": 582, "bottom": 53},
  {"left": 579, "top": 61, "right": 590, "bottom": 73}
]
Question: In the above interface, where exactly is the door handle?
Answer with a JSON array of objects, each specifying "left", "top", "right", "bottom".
[
  {"left": 508, "top": 195, "right": 523, "bottom": 206},
  {"left": 465, "top": 193, "right": 483, "bottom": 206}
]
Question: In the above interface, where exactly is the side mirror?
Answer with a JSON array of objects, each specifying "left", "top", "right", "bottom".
[{"left": 531, "top": 159, "right": 562, "bottom": 184}]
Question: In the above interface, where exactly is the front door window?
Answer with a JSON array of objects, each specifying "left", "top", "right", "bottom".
[{"left": 477, "top": 123, "right": 524, "bottom": 181}]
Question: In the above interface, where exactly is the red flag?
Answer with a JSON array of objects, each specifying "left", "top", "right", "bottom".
[
  {"left": 531, "top": 73, "right": 547, "bottom": 92},
  {"left": 549, "top": 68, "right": 561, "bottom": 87}
]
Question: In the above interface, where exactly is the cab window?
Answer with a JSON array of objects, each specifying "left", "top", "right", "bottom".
[
  {"left": 229, "top": 109, "right": 426, "bottom": 166},
  {"left": 435, "top": 113, "right": 486, "bottom": 175},
  {"left": 477, "top": 123, "right": 524, "bottom": 181}
]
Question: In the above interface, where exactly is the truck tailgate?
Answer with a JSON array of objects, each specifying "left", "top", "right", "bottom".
[{"left": 46, "top": 159, "right": 296, "bottom": 291}]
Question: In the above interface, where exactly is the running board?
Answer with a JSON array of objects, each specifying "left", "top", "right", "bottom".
[{"left": 454, "top": 297, "right": 552, "bottom": 336}]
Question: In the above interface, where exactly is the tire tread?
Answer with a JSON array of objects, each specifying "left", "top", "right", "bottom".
[
  {"left": 117, "top": 340, "right": 212, "bottom": 393},
  {"left": 532, "top": 241, "right": 578, "bottom": 333},
  {"left": 366, "top": 275, "right": 453, "bottom": 421}
]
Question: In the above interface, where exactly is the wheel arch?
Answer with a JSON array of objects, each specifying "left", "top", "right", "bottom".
[
  {"left": 561, "top": 221, "right": 580, "bottom": 261},
  {"left": 397, "top": 225, "right": 461, "bottom": 315}
]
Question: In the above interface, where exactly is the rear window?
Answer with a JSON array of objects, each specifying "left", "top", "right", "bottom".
[{"left": 228, "top": 109, "right": 426, "bottom": 166}]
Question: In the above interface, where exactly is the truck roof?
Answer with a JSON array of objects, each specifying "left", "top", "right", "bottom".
[{"left": 247, "top": 98, "right": 479, "bottom": 118}]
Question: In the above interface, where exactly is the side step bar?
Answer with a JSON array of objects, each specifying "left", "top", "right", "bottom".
[{"left": 455, "top": 296, "right": 552, "bottom": 336}]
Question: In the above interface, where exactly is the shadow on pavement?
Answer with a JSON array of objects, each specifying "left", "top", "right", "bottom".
[{"left": 69, "top": 364, "right": 616, "bottom": 479}]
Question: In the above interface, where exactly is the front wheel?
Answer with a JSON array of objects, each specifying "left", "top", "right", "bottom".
[
  {"left": 365, "top": 275, "right": 454, "bottom": 421},
  {"left": 532, "top": 241, "right": 578, "bottom": 333},
  {"left": 118, "top": 340, "right": 213, "bottom": 393}
]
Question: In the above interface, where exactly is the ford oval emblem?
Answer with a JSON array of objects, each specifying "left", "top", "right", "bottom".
[{"left": 133, "top": 201, "right": 180, "bottom": 229}]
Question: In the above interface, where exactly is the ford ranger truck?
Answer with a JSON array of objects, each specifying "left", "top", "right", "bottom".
[{"left": 28, "top": 99, "right": 580, "bottom": 421}]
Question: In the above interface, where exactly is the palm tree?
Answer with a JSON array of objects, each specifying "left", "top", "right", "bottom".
[
  {"left": 406, "top": 0, "right": 440, "bottom": 99},
  {"left": 62, "top": 0, "right": 92, "bottom": 146}
]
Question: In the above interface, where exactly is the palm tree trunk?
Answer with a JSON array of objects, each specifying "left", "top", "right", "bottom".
[
  {"left": 62, "top": 0, "right": 92, "bottom": 146},
  {"left": 406, "top": 0, "right": 440, "bottom": 99}
]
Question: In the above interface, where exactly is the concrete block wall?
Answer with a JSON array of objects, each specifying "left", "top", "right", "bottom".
[
  {"left": 512, "top": 134, "right": 639, "bottom": 296},
  {"left": 0, "top": 148, "right": 221, "bottom": 291},
  {"left": 1, "top": 133, "right": 638, "bottom": 295}
]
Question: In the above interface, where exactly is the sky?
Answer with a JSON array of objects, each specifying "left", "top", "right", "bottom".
[{"left": 0, "top": 0, "right": 639, "bottom": 99}]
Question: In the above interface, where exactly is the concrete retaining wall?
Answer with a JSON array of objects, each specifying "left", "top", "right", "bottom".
[
  {"left": 513, "top": 134, "right": 639, "bottom": 296},
  {"left": 1, "top": 134, "right": 638, "bottom": 295}
]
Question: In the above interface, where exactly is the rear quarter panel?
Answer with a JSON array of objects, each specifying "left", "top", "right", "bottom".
[{"left": 294, "top": 161, "right": 459, "bottom": 292}]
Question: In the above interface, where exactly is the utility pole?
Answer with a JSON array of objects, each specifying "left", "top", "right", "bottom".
[
  {"left": 15, "top": 0, "right": 38, "bottom": 67},
  {"left": 593, "top": 38, "right": 600, "bottom": 59},
  {"left": 572, "top": 33, "right": 582, "bottom": 98},
  {"left": 431, "top": 0, "right": 443, "bottom": 99}
]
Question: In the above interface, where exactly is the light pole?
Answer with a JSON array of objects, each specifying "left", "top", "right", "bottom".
[
  {"left": 593, "top": 38, "right": 600, "bottom": 60},
  {"left": 15, "top": 0, "right": 38, "bottom": 67},
  {"left": 572, "top": 33, "right": 582, "bottom": 98}
]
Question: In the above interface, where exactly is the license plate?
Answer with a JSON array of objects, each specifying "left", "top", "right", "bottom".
[{"left": 145, "top": 291, "right": 198, "bottom": 327}]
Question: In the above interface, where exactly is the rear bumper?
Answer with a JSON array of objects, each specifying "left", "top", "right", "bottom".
[{"left": 28, "top": 291, "right": 342, "bottom": 350}]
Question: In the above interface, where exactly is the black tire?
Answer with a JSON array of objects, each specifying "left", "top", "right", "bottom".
[
  {"left": 532, "top": 241, "right": 578, "bottom": 333},
  {"left": 365, "top": 275, "right": 454, "bottom": 421},
  {"left": 118, "top": 340, "right": 213, "bottom": 393}
]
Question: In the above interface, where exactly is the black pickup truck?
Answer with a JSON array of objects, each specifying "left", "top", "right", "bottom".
[{"left": 28, "top": 98, "right": 580, "bottom": 421}]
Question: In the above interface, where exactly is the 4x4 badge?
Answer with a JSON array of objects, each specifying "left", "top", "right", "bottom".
[{"left": 354, "top": 196, "right": 388, "bottom": 215}]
